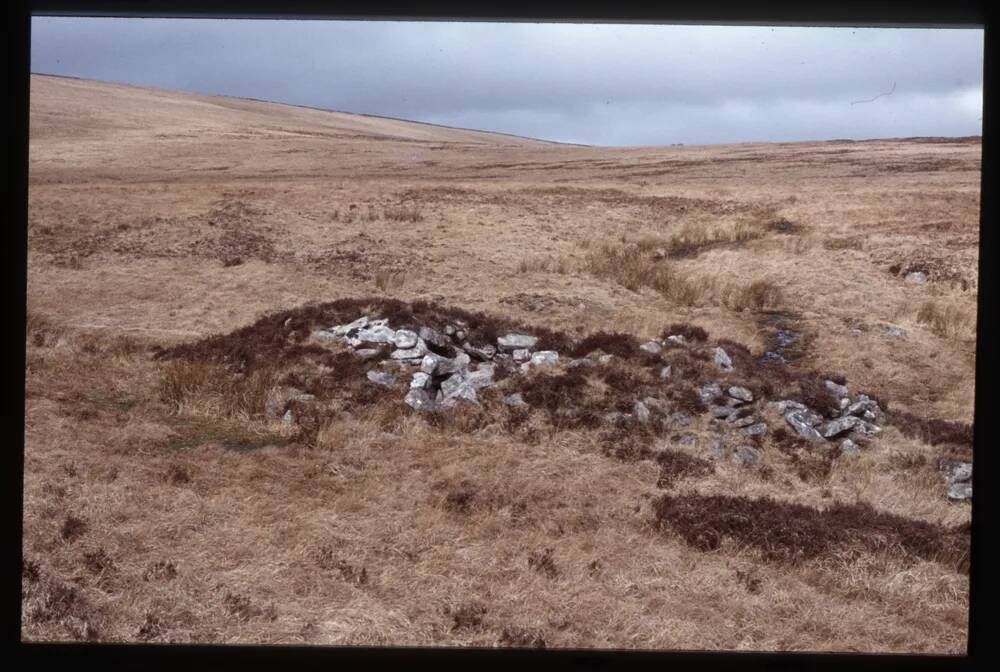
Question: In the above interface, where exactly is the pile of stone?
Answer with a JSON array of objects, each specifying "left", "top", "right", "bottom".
[
  {"left": 315, "top": 315, "right": 560, "bottom": 413},
  {"left": 700, "top": 383, "right": 768, "bottom": 437},
  {"left": 768, "top": 381, "right": 883, "bottom": 453},
  {"left": 267, "top": 315, "right": 970, "bottom": 500},
  {"left": 303, "top": 318, "right": 930, "bottom": 472}
]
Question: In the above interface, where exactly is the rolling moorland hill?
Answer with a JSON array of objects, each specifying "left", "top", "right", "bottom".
[{"left": 23, "top": 74, "right": 979, "bottom": 650}]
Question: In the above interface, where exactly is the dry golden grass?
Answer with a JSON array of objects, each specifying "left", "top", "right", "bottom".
[
  {"left": 663, "top": 219, "right": 765, "bottom": 258},
  {"left": 915, "top": 300, "right": 977, "bottom": 341},
  {"left": 583, "top": 242, "right": 784, "bottom": 313},
  {"left": 374, "top": 269, "right": 407, "bottom": 293},
  {"left": 516, "top": 256, "right": 572, "bottom": 275},
  {"left": 584, "top": 242, "right": 701, "bottom": 305},
  {"left": 157, "top": 359, "right": 279, "bottom": 420},
  {"left": 23, "top": 74, "right": 979, "bottom": 651},
  {"left": 384, "top": 205, "right": 425, "bottom": 223}
]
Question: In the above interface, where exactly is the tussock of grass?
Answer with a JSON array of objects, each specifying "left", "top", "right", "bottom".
[
  {"left": 157, "top": 359, "right": 278, "bottom": 420},
  {"left": 26, "top": 308, "right": 66, "bottom": 348},
  {"left": 585, "top": 241, "right": 784, "bottom": 312},
  {"left": 374, "top": 269, "right": 406, "bottom": 292},
  {"left": 332, "top": 204, "right": 424, "bottom": 223},
  {"left": 767, "top": 217, "right": 804, "bottom": 234},
  {"left": 663, "top": 220, "right": 764, "bottom": 258},
  {"left": 516, "top": 256, "right": 571, "bottom": 274},
  {"left": 383, "top": 205, "right": 424, "bottom": 223},
  {"left": 822, "top": 235, "right": 867, "bottom": 251},
  {"left": 584, "top": 242, "right": 701, "bottom": 305},
  {"left": 915, "top": 300, "right": 976, "bottom": 340},
  {"left": 735, "top": 280, "right": 784, "bottom": 312},
  {"left": 782, "top": 234, "right": 816, "bottom": 255}
]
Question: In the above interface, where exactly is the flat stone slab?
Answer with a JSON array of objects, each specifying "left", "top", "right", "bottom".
[
  {"left": 466, "top": 364, "right": 496, "bottom": 389},
  {"left": 640, "top": 341, "right": 663, "bottom": 354},
  {"left": 366, "top": 370, "right": 397, "bottom": 387},
  {"left": 948, "top": 481, "right": 972, "bottom": 501},
  {"left": 785, "top": 411, "right": 823, "bottom": 440},
  {"left": 949, "top": 462, "right": 973, "bottom": 483},
  {"left": 463, "top": 342, "right": 497, "bottom": 360},
  {"left": 821, "top": 415, "right": 861, "bottom": 438},
  {"left": 392, "top": 329, "right": 419, "bottom": 349},
  {"left": 419, "top": 326, "right": 450, "bottom": 349},
  {"left": 390, "top": 340, "right": 429, "bottom": 360},
  {"left": 441, "top": 372, "right": 479, "bottom": 403},
  {"left": 529, "top": 351, "right": 559, "bottom": 367},
  {"left": 332, "top": 316, "right": 369, "bottom": 336},
  {"left": 709, "top": 404, "right": 736, "bottom": 419},
  {"left": 713, "top": 347, "right": 733, "bottom": 371},
  {"left": 498, "top": 334, "right": 538, "bottom": 351},
  {"left": 840, "top": 438, "right": 860, "bottom": 455},
  {"left": 404, "top": 388, "right": 439, "bottom": 412},
  {"left": 503, "top": 393, "right": 527, "bottom": 407},
  {"left": 824, "top": 380, "right": 849, "bottom": 398},
  {"left": 357, "top": 325, "right": 397, "bottom": 344},
  {"left": 845, "top": 398, "right": 880, "bottom": 418},
  {"left": 410, "top": 372, "right": 431, "bottom": 389},
  {"left": 698, "top": 383, "right": 723, "bottom": 405},
  {"left": 728, "top": 386, "right": 753, "bottom": 403},
  {"left": 768, "top": 400, "right": 807, "bottom": 414}
]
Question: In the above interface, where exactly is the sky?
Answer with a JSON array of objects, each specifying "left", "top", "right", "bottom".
[{"left": 30, "top": 17, "right": 984, "bottom": 146}]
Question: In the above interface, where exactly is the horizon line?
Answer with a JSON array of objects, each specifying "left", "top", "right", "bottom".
[{"left": 30, "top": 72, "right": 983, "bottom": 149}]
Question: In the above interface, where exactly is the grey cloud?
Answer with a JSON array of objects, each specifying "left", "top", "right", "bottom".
[{"left": 30, "top": 18, "right": 983, "bottom": 145}]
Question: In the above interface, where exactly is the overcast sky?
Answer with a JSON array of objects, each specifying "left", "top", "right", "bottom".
[{"left": 30, "top": 18, "right": 984, "bottom": 146}]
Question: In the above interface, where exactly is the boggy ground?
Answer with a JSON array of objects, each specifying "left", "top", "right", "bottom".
[{"left": 23, "top": 74, "right": 978, "bottom": 651}]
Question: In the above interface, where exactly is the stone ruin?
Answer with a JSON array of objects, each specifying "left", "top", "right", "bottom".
[
  {"left": 264, "top": 312, "right": 971, "bottom": 503},
  {"left": 312, "top": 315, "right": 559, "bottom": 413}
]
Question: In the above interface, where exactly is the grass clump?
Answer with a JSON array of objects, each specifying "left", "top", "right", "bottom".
[
  {"left": 516, "top": 256, "right": 571, "bottom": 274},
  {"left": 734, "top": 279, "right": 784, "bottom": 312},
  {"left": 384, "top": 205, "right": 424, "bottom": 222},
  {"left": 915, "top": 300, "right": 976, "bottom": 340},
  {"left": 664, "top": 220, "right": 764, "bottom": 259},
  {"left": 157, "top": 360, "right": 278, "bottom": 419},
  {"left": 374, "top": 269, "right": 406, "bottom": 292},
  {"left": 584, "top": 242, "right": 701, "bottom": 305}
]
